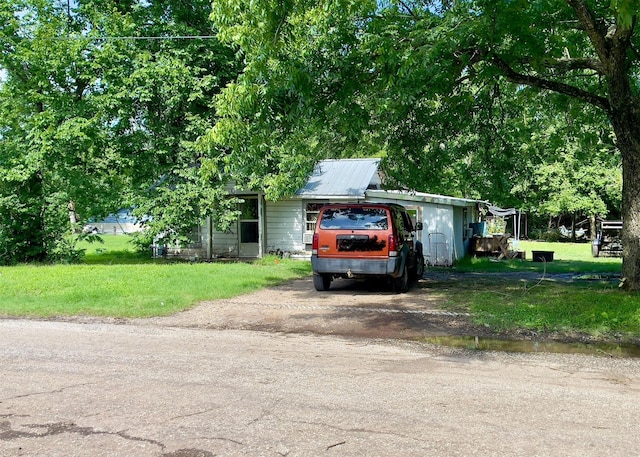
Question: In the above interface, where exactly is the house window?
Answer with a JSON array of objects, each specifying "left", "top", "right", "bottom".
[
  {"left": 240, "top": 198, "right": 259, "bottom": 220},
  {"left": 406, "top": 209, "right": 419, "bottom": 231},
  {"left": 241, "top": 221, "right": 259, "bottom": 243},
  {"left": 305, "top": 203, "right": 324, "bottom": 233},
  {"left": 303, "top": 202, "right": 325, "bottom": 247}
]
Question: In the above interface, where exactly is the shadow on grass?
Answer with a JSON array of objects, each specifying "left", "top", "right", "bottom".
[{"left": 83, "top": 250, "right": 156, "bottom": 265}]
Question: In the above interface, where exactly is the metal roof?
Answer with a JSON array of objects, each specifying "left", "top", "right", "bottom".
[
  {"left": 366, "top": 189, "right": 486, "bottom": 207},
  {"left": 295, "top": 158, "right": 381, "bottom": 198}
]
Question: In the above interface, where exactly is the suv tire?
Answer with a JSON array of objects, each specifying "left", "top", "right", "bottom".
[
  {"left": 392, "top": 264, "right": 409, "bottom": 293},
  {"left": 415, "top": 246, "right": 425, "bottom": 279},
  {"left": 313, "top": 273, "right": 331, "bottom": 291}
]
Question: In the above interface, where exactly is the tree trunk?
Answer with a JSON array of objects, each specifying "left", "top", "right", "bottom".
[
  {"left": 602, "top": 31, "right": 640, "bottom": 290},
  {"left": 620, "top": 146, "right": 640, "bottom": 290},
  {"left": 610, "top": 113, "right": 640, "bottom": 290}
]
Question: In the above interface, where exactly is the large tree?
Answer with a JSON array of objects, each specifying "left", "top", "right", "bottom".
[
  {"left": 0, "top": 0, "right": 241, "bottom": 262},
  {"left": 210, "top": 1, "right": 639, "bottom": 288},
  {"left": 0, "top": 0, "right": 129, "bottom": 262}
]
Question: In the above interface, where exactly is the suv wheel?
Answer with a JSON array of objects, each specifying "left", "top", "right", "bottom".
[
  {"left": 392, "top": 265, "right": 409, "bottom": 293},
  {"left": 313, "top": 273, "right": 331, "bottom": 291},
  {"left": 416, "top": 255, "right": 425, "bottom": 279}
]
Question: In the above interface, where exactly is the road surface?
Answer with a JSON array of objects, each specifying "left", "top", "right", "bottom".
[{"left": 1, "top": 319, "right": 639, "bottom": 456}]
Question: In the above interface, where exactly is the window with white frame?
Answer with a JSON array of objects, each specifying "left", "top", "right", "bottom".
[{"left": 304, "top": 202, "right": 325, "bottom": 246}]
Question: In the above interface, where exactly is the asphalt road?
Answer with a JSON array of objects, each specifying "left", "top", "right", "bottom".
[{"left": 1, "top": 319, "right": 640, "bottom": 456}]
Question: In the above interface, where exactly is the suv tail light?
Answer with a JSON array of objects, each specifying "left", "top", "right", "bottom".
[
  {"left": 388, "top": 234, "right": 398, "bottom": 256},
  {"left": 312, "top": 233, "right": 319, "bottom": 255}
]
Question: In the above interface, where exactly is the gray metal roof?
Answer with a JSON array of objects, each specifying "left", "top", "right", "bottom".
[
  {"left": 366, "top": 190, "right": 486, "bottom": 207},
  {"left": 295, "top": 158, "right": 381, "bottom": 198}
]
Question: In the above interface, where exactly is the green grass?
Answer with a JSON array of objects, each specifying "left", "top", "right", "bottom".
[
  {"left": 455, "top": 240, "right": 622, "bottom": 274},
  {"left": 0, "top": 235, "right": 311, "bottom": 318},
  {"left": 78, "top": 234, "right": 152, "bottom": 264},
  {"left": 440, "top": 241, "right": 640, "bottom": 341},
  {"left": 469, "top": 284, "right": 640, "bottom": 336},
  {"left": 3, "top": 235, "right": 639, "bottom": 342}
]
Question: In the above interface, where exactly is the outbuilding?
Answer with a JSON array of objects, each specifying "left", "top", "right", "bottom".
[{"left": 166, "top": 158, "right": 484, "bottom": 266}]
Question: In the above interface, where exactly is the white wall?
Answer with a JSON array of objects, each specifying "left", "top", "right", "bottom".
[
  {"left": 421, "top": 204, "right": 454, "bottom": 266},
  {"left": 361, "top": 194, "right": 457, "bottom": 266},
  {"left": 199, "top": 194, "right": 479, "bottom": 262},
  {"left": 265, "top": 200, "right": 305, "bottom": 254}
]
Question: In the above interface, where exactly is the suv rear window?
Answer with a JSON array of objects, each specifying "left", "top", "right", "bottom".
[{"left": 319, "top": 207, "right": 389, "bottom": 230}]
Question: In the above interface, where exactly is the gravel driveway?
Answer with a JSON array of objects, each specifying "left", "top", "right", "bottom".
[{"left": 137, "top": 272, "right": 557, "bottom": 342}]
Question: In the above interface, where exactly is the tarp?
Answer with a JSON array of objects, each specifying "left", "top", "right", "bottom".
[
  {"left": 487, "top": 205, "right": 523, "bottom": 241},
  {"left": 488, "top": 205, "right": 518, "bottom": 217}
]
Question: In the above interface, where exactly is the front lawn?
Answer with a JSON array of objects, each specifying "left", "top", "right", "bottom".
[
  {"left": 2, "top": 235, "right": 639, "bottom": 344},
  {"left": 440, "top": 241, "right": 640, "bottom": 341},
  {"left": 0, "top": 235, "right": 311, "bottom": 318}
]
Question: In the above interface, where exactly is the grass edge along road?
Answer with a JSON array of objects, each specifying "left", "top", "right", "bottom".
[
  {"left": 1, "top": 236, "right": 639, "bottom": 343},
  {"left": 443, "top": 241, "right": 639, "bottom": 342}
]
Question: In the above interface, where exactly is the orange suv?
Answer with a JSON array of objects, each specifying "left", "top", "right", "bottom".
[{"left": 311, "top": 203, "right": 424, "bottom": 292}]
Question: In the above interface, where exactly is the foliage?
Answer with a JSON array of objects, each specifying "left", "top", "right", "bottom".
[
  {"left": 209, "top": 0, "right": 640, "bottom": 287},
  {"left": 208, "top": 1, "right": 623, "bottom": 208},
  {"left": 0, "top": 0, "right": 242, "bottom": 264},
  {"left": 0, "top": 0, "right": 126, "bottom": 264}
]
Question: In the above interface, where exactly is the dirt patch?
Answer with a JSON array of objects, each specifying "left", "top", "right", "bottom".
[{"left": 140, "top": 271, "right": 617, "bottom": 345}]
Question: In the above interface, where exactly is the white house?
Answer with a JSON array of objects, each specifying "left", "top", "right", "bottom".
[{"left": 165, "top": 158, "right": 484, "bottom": 266}]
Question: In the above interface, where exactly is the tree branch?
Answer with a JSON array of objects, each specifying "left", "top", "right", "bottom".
[
  {"left": 566, "top": 0, "right": 610, "bottom": 73},
  {"left": 398, "top": 0, "right": 418, "bottom": 20},
  {"left": 542, "top": 56, "right": 604, "bottom": 74},
  {"left": 610, "top": 6, "right": 636, "bottom": 43},
  {"left": 490, "top": 54, "right": 611, "bottom": 112}
]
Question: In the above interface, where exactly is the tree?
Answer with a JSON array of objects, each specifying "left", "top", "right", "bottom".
[
  {"left": 0, "top": 0, "right": 241, "bottom": 263},
  {"left": 210, "top": 1, "right": 640, "bottom": 288},
  {"left": 0, "top": 0, "right": 130, "bottom": 262},
  {"left": 106, "top": 0, "right": 243, "bottom": 246}
]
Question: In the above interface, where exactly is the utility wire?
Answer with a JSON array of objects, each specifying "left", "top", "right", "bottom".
[
  {"left": 83, "top": 35, "right": 219, "bottom": 41},
  {"left": 0, "top": 35, "right": 220, "bottom": 42}
]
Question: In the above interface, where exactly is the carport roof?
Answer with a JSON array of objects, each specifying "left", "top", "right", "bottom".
[
  {"left": 295, "top": 158, "right": 382, "bottom": 198},
  {"left": 366, "top": 189, "right": 486, "bottom": 207}
]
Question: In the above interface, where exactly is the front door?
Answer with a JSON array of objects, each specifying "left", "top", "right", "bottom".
[{"left": 239, "top": 197, "right": 260, "bottom": 257}]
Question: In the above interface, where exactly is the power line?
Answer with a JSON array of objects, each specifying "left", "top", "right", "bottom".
[
  {"left": 0, "top": 35, "right": 220, "bottom": 42},
  {"left": 85, "top": 35, "right": 219, "bottom": 41}
]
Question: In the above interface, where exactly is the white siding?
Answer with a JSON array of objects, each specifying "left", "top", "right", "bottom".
[
  {"left": 362, "top": 194, "right": 458, "bottom": 266},
  {"left": 265, "top": 200, "right": 305, "bottom": 253},
  {"left": 190, "top": 189, "right": 480, "bottom": 261},
  {"left": 212, "top": 222, "right": 239, "bottom": 257},
  {"left": 452, "top": 207, "right": 465, "bottom": 261},
  {"left": 422, "top": 204, "right": 454, "bottom": 266}
]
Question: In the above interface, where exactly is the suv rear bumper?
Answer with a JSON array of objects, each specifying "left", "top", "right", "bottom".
[{"left": 311, "top": 256, "right": 402, "bottom": 277}]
